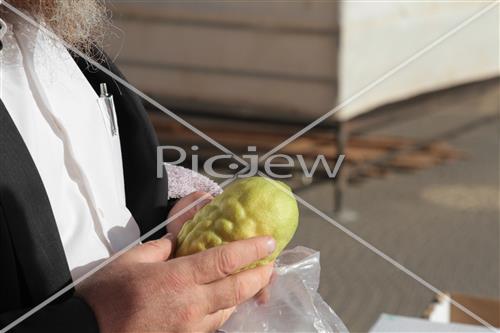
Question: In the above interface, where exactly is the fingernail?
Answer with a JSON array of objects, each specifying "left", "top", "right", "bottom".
[
  {"left": 266, "top": 238, "right": 276, "bottom": 254},
  {"left": 164, "top": 233, "right": 174, "bottom": 240}
]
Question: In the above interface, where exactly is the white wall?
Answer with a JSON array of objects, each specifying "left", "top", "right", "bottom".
[{"left": 337, "top": 3, "right": 499, "bottom": 121}]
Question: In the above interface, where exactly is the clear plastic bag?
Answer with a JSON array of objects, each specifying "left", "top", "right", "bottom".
[{"left": 220, "top": 246, "right": 349, "bottom": 333}]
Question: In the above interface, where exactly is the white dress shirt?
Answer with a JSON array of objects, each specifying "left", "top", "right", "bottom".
[{"left": 0, "top": 17, "right": 141, "bottom": 280}]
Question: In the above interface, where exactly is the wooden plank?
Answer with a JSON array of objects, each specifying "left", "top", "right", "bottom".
[
  {"left": 111, "top": 19, "right": 338, "bottom": 80},
  {"left": 426, "top": 142, "right": 465, "bottom": 159},
  {"left": 106, "top": 2, "right": 339, "bottom": 121},
  {"left": 120, "top": 65, "right": 337, "bottom": 119},
  {"left": 110, "top": 2, "right": 339, "bottom": 32},
  {"left": 150, "top": 114, "right": 462, "bottom": 175},
  {"left": 390, "top": 154, "right": 440, "bottom": 169}
]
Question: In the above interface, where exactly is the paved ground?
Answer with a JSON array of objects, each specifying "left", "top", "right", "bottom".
[{"left": 288, "top": 79, "right": 499, "bottom": 332}]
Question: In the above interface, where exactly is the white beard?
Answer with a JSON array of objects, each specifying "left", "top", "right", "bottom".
[{"left": 7, "top": 0, "right": 109, "bottom": 56}]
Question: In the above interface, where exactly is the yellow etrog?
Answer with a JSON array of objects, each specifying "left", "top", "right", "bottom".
[{"left": 175, "top": 176, "right": 299, "bottom": 269}]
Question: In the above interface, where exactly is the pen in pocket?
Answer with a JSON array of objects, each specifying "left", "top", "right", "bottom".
[{"left": 98, "top": 83, "right": 117, "bottom": 136}]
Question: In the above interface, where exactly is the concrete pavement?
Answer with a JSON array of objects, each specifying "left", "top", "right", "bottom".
[{"left": 288, "top": 79, "right": 499, "bottom": 332}]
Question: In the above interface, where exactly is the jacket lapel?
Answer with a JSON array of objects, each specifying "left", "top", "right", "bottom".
[
  {"left": 0, "top": 100, "right": 71, "bottom": 304},
  {"left": 0, "top": 52, "right": 168, "bottom": 306},
  {"left": 73, "top": 53, "right": 169, "bottom": 240}
]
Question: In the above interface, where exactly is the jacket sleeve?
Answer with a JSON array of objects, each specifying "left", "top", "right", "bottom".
[{"left": 0, "top": 296, "right": 99, "bottom": 333}]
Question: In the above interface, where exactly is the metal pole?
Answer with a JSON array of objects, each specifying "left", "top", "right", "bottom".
[{"left": 334, "top": 121, "right": 348, "bottom": 214}]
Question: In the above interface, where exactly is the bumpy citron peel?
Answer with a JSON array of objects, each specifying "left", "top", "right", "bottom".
[{"left": 175, "top": 177, "right": 299, "bottom": 269}]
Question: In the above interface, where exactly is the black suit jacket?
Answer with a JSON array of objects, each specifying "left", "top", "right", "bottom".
[{"left": 0, "top": 52, "right": 170, "bottom": 332}]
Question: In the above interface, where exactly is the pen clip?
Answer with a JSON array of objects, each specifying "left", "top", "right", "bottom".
[
  {"left": 99, "top": 83, "right": 118, "bottom": 136},
  {"left": 0, "top": 18, "right": 8, "bottom": 51}
]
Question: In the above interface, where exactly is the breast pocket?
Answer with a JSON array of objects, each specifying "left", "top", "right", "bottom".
[{"left": 97, "top": 95, "right": 127, "bottom": 206}]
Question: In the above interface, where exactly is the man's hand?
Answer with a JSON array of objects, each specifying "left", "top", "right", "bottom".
[
  {"left": 167, "top": 191, "right": 213, "bottom": 238},
  {"left": 77, "top": 235, "right": 275, "bottom": 333}
]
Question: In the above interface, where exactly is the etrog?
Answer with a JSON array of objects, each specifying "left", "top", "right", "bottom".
[{"left": 175, "top": 176, "right": 299, "bottom": 268}]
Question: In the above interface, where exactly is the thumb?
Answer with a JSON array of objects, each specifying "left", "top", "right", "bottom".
[{"left": 125, "top": 234, "right": 175, "bottom": 263}]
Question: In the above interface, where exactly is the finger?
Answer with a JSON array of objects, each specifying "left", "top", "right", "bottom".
[
  {"left": 255, "top": 269, "right": 276, "bottom": 305},
  {"left": 255, "top": 286, "right": 270, "bottom": 305},
  {"left": 171, "top": 191, "right": 213, "bottom": 220},
  {"left": 204, "top": 263, "right": 273, "bottom": 312},
  {"left": 123, "top": 234, "right": 174, "bottom": 263},
  {"left": 186, "top": 236, "right": 276, "bottom": 284},
  {"left": 200, "top": 307, "right": 235, "bottom": 332},
  {"left": 167, "top": 191, "right": 213, "bottom": 237}
]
